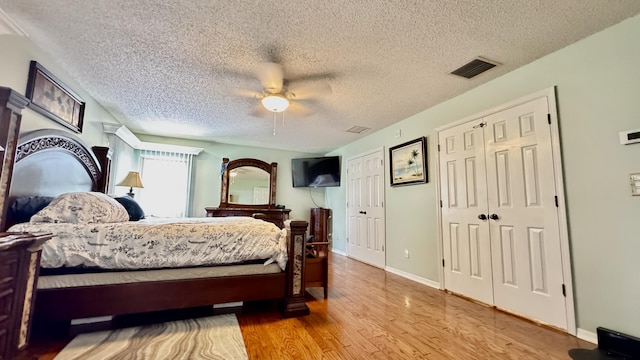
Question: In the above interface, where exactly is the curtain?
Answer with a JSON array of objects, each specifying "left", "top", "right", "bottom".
[{"left": 136, "top": 149, "right": 194, "bottom": 217}]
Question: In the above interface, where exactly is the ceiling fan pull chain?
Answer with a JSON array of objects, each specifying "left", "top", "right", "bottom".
[
  {"left": 282, "top": 111, "right": 285, "bottom": 126},
  {"left": 273, "top": 112, "right": 276, "bottom": 136}
]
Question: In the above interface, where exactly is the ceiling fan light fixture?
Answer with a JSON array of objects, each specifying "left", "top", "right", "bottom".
[{"left": 261, "top": 94, "right": 289, "bottom": 112}]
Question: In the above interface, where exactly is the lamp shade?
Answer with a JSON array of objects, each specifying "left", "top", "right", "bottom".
[
  {"left": 261, "top": 94, "right": 289, "bottom": 112},
  {"left": 116, "top": 171, "right": 144, "bottom": 189}
]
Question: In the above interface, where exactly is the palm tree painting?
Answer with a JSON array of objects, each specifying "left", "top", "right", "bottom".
[{"left": 390, "top": 137, "right": 427, "bottom": 186}]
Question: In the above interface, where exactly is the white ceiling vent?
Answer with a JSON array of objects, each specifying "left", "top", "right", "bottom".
[
  {"left": 346, "top": 125, "right": 370, "bottom": 134},
  {"left": 450, "top": 57, "right": 499, "bottom": 79}
]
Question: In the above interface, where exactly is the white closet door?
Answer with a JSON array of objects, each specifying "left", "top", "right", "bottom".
[
  {"left": 484, "top": 97, "right": 567, "bottom": 329},
  {"left": 346, "top": 149, "right": 386, "bottom": 268},
  {"left": 438, "top": 94, "right": 569, "bottom": 330},
  {"left": 438, "top": 124, "right": 493, "bottom": 305}
]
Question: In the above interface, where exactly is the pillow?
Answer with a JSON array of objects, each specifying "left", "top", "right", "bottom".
[
  {"left": 7, "top": 196, "right": 55, "bottom": 226},
  {"left": 31, "top": 192, "right": 129, "bottom": 224},
  {"left": 114, "top": 196, "right": 145, "bottom": 221}
]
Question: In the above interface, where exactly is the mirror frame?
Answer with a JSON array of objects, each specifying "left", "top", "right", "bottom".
[{"left": 219, "top": 157, "right": 277, "bottom": 208}]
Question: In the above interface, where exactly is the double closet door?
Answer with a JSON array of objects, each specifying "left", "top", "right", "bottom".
[{"left": 438, "top": 95, "right": 569, "bottom": 330}]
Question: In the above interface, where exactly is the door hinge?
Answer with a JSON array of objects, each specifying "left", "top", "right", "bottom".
[
  {"left": 562, "top": 284, "right": 566, "bottom": 297},
  {"left": 555, "top": 196, "right": 559, "bottom": 207},
  {"left": 442, "top": 259, "right": 445, "bottom": 267},
  {"left": 547, "top": 114, "right": 551, "bottom": 125},
  {"left": 437, "top": 144, "right": 440, "bottom": 152},
  {"left": 440, "top": 200, "right": 443, "bottom": 207}
]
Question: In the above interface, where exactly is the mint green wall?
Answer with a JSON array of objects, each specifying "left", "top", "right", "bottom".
[
  {"left": 327, "top": 14, "right": 640, "bottom": 335},
  {"left": 0, "top": 35, "right": 113, "bottom": 146},
  {"left": 136, "top": 134, "right": 323, "bottom": 221}
]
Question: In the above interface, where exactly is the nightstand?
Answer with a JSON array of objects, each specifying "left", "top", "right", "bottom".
[
  {"left": 0, "top": 232, "right": 51, "bottom": 360},
  {"left": 305, "top": 241, "right": 329, "bottom": 299}
]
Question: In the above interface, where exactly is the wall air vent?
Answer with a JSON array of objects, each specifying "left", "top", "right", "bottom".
[
  {"left": 451, "top": 57, "right": 499, "bottom": 79},
  {"left": 619, "top": 128, "right": 640, "bottom": 145},
  {"left": 346, "top": 125, "right": 370, "bottom": 134}
]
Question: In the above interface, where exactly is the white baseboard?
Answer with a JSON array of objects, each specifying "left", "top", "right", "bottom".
[
  {"left": 577, "top": 328, "right": 598, "bottom": 344},
  {"left": 385, "top": 266, "right": 440, "bottom": 289},
  {"left": 331, "top": 248, "right": 347, "bottom": 256}
]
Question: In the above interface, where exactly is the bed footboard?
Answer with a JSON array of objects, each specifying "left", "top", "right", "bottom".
[{"left": 281, "top": 220, "right": 310, "bottom": 317}]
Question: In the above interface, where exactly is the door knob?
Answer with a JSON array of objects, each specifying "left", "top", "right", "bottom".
[
  {"left": 489, "top": 214, "right": 499, "bottom": 220},
  {"left": 359, "top": 211, "right": 367, "bottom": 215},
  {"left": 478, "top": 214, "right": 487, "bottom": 221}
]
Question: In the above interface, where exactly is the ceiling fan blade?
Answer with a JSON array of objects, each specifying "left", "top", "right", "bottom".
[
  {"left": 249, "top": 103, "right": 270, "bottom": 118},
  {"left": 287, "top": 81, "right": 332, "bottom": 100},
  {"left": 287, "top": 101, "right": 312, "bottom": 118},
  {"left": 229, "top": 87, "right": 263, "bottom": 98},
  {"left": 255, "top": 62, "right": 283, "bottom": 94}
]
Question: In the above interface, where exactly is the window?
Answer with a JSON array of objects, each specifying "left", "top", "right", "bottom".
[{"left": 136, "top": 150, "right": 194, "bottom": 217}]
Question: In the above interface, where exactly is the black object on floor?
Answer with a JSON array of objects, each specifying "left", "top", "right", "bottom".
[
  {"left": 568, "top": 348, "right": 620, "bottom": 360},
  {"left": 569, "top": 327, "right": 640, "bottom": 360}
]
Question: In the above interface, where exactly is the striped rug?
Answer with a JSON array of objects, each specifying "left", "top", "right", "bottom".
[{"left": 54, "top": 314, "right": 248, "bottom": 360}]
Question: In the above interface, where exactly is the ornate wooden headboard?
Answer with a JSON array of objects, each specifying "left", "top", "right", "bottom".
[
  {"left": 3, "top": 129, "right": 112, "bottom": 230},
  {"left": 9, "top": 129, "right": 110, "bottom": 199}
]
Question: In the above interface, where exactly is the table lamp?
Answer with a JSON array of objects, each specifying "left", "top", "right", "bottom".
[{"left": 116, "top": 171, "right": 144, "bottom": 197}]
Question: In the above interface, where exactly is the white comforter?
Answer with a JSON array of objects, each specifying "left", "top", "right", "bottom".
[{"left": 9, "top": 217, "right": 288, "bottom": 270}]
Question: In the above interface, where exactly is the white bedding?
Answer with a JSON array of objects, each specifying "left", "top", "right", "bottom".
[{"left": 9, "top": 216, "right": 288, "bottom": 270}]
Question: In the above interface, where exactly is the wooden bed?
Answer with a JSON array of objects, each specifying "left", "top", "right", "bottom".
[{"left": 7, "top": 129, "right": 310, "bottom": 324}]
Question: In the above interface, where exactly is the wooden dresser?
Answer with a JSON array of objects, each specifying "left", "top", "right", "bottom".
[
  {"left": 205, "top": 207, "right": 291, "bottom": 229},
  {"left": 310, "top": 208, "right": 332, "bottom": 243},
  {"left": 208, "top": 158, "right": 292, "bottom": 229},
  {"left": 0, "top": 232, "right": 51, "bottom": 360},
  {"left": 305, "top": 208, "right": 332, "bottom": 298}
]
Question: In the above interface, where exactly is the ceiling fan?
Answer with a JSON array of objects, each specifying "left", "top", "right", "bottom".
[{"left": 232, "top": 62, "right": 333, "bottom": 133}]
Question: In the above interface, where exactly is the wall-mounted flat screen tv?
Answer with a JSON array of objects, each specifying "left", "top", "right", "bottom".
[{"left": 291, "top": 156, "right": 341, "bottom": 188}]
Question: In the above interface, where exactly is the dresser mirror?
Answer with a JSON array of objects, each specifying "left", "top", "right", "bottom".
[{"left": 219, "top": 158, "right": 277, "bottom": 208}]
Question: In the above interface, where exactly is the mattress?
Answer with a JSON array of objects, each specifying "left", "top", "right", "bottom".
[
  {"left": 37, "top": 262, "right": 283, "bottom": 289},
  {"left": 9, "top": 216, "right": 288, "bottom": 270}
]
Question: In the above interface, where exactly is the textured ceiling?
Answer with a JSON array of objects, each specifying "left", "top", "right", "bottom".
[{"left": 1, "top": 1, "right": 639, "bottom": 153}]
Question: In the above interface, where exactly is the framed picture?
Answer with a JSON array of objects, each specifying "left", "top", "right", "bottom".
[
  {"left": 25, "top": 61, "right": 85, "bottom": 133},
  {"left": 389, "top": 136, "right": 427, "bottom": 186}
]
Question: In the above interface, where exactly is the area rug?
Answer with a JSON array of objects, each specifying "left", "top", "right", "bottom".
[{"left": 54, "top": 314, "right": 248, "bottom": 360}]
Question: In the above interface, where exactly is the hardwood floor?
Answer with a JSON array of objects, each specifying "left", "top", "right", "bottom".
[{"left": 27, "top": 253, "right": 593, "bottom": 359}]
